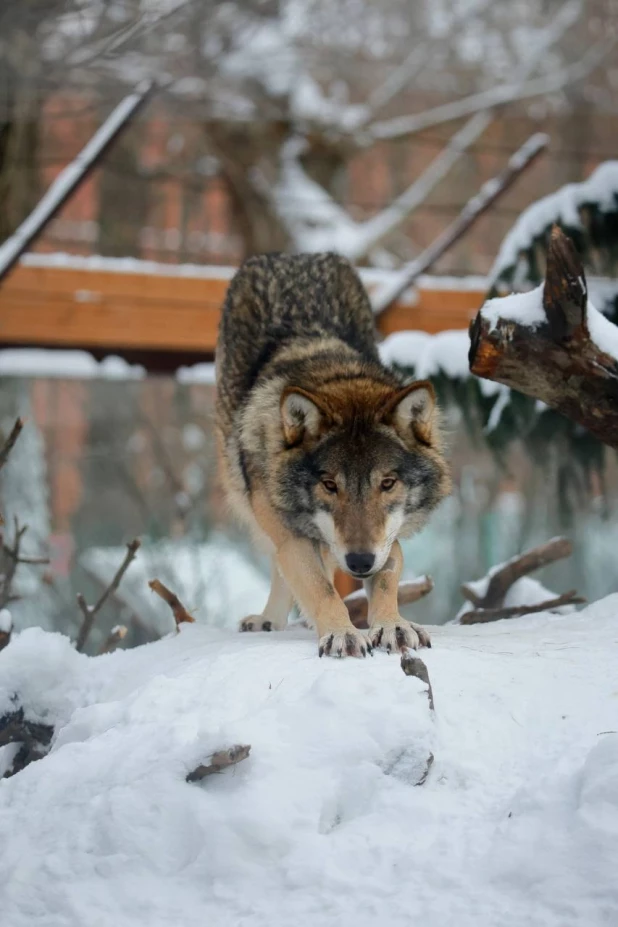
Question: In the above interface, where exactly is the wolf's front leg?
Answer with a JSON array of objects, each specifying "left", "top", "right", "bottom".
[
  {"left": 240, "top": 559, "right": 294, "bottom": 632},
  {"left": 366, "top": 541, "right": 431, "bottom": 653},
  {"left": 276, "top": 538, "right": 371, "bottom": 658}
]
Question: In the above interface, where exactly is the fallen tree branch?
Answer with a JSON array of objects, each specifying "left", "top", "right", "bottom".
[
  {"left": 148, "top": 578, "right": 195, "bottom": 630},
  {"left": 463, "top": 537, "right": 574, "bottom": 611},
  {"left": 98, "top": 625, "right": 128, "bottom": 655},
  {"left": 345, "top": 576, "right": 434, "bottom": 630},
  {"left": 186, "top": 744, "right": 251, "bottom": 783},
  {"left": 469, "top": 226, "right": 618, "bottom": 448},
  {"left": 75, "top": 538, "right": 140, "bottom": 652},
  {"left": 460, "top": 590, "right": 586, "bottom": 624},
  {"left": 0, "top": 707, "right": 54, "bottom": 778}
]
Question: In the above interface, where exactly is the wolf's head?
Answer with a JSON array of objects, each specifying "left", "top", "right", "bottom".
[{"left": 277, "top": 379, "right": 450, "bottom": 577}]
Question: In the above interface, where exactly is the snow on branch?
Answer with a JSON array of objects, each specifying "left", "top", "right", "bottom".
[
  {"left": 369, "top": 35, "right": 612, "bottom": 142},
  {"left": 458, "top": 536, "right": 585, "bottom": 624},
  {"left": 490, "top": 160, "right": 618, "bottom": 287},
  {"left": 470, "top": 226, "right": 618, "bottom": 448},
  {"left": 0, "top": 82, "right": 154, "bottom": 284},
  {"left": 370, "top": 133, "right": 548, "bottom": 314}
]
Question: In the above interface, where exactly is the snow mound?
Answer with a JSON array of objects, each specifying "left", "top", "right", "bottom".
[{"left": 0, "top": 624, "right": 434, "bottom": 926}]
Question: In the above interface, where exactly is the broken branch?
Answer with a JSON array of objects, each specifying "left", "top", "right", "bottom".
[
  {"left": 75, "top": 538, "right": 140, "bottom": 652},
  {"left": 148, "top": 578, "right": 195, "bottom": 630},
  {"left": 460, "top": 590, "right": 586, "bottom": 625},
  {"left": 186, "top": 744, "right": 251, "bottom": 783},
  {"left": 345, "top": 576, "right": 434, "bottom": 629},
  {"left": 469, "top": 226, "right": 618, "bottom": 449},
  {"left": 477, "top": 537, "right": 573, "bottom": 610}
]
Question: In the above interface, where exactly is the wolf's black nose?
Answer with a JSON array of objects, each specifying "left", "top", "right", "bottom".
[{"left": 345, "top": 552, "right": 375, "bottom": 575}]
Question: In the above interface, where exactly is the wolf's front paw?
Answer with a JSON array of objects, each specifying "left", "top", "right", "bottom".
[
  {"left": 239, "top": 615, "right": 276, "bottom": 633},
  {"left": 318, "top": 628, "right": 372, "bottom": 659},
  {"left": 369, "top": 620, "right": 431, "bottom": 653}
]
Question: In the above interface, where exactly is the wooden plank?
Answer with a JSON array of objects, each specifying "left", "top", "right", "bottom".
[{"left": 0, "top": 263, "right": 486, "bottom": 354}]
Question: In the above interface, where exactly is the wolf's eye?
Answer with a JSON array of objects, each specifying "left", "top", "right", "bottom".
[
  {"left": 381, "top": 477, "right": 397, "bottom": 492},
  {"left": 321, "top": 479, "right": 338, "bottom": 494}
]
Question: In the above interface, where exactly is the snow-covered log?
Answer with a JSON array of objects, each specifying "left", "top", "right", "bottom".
[{"left": 469, "top": 226, "right": 618, "bottom": 449}]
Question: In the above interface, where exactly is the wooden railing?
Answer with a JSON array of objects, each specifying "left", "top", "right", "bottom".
[{"left": 0, "top": 256, "right": 486, "bottom": 356}]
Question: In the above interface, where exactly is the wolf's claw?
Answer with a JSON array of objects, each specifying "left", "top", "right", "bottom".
[
  {"left": 318, "top": 629, "right": 372, "bottom": 659},
  {"left": 368, "top": 620, "right": 431, "bottom": 653}
]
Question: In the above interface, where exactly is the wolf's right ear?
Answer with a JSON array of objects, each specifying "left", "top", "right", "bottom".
[{"left": 280, "top": 388, "right": 327, "bottom": 445}]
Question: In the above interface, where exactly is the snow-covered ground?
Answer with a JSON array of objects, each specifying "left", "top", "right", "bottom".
[{"left": 1, "top": 597, "right": 617, "bottom": 927}]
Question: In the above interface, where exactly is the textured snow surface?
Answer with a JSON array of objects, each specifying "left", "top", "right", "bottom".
[
  {"left": 1, "top": 597, "right": 618, "bottom": 927},
  {"left": 491, "top": 161, "right": 618, "bottom": 282}
]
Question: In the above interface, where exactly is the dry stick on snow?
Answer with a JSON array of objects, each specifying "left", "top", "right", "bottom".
[
  {"left": 460, "top": 590, "right": 586, "bottom": 625},
  {"left": 469, "top": 225, "right": 618, "bottom": 449},
  {"left": 400, "top": 653, "right": 435, "bottom": 785},
  {"left": 0, "top": 418, "right": 24, "bottom": 474},
  {"left": 345, "top": 575, "right": 434, "bottom": 630},
  {"left": 98, "top": 625, "right": 128, "bottom": 655},
  {"left": 186, "top": 745, "right": 251, "bottom": 783},
  {"left": 460, "top": 537, "right": 574, "bottom": 610},
  {"left": 75, "top": 538, "right": 141, "bottom": 652},
  {"left": 370, "top": 133, "right": 548, "bottom": 315},
  {"left": 148, "top": 578, "right": 195, "bottom": 630}
]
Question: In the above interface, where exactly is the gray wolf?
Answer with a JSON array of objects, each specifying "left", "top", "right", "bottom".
[{"left": 215, "top": 252, "right": 450, "bottom": 658}]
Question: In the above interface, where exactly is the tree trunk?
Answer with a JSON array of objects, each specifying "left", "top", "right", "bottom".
[{"left": 469, "top": 226, "right": 618, "bottom": 449}]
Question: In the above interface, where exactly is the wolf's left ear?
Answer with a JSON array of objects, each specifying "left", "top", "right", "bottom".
[
  {"left": 281, "top": 388, "right": 330, "bottom": 445},
  {"left": 381, "top": 381, "right": 436, "bottom": 444}
]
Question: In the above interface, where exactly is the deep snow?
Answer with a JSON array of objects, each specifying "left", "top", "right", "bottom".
[{"left": 1, "top": 597, "right": 617, "bottom": 927}]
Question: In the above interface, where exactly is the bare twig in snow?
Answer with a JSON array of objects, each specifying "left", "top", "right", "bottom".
[
  {"left": 460, "top": 590, "right": 586, "bottom": 625},
  {"left": 75, "top": 539, "right": 140, "bottom": 652},
  {"left": 187, "top": 744, "right": 251, "bottom": 783},
  {"left": 0, "top": 418, "right": 24, "bottom": 473},
  {"left": 148, "top": 578, "right": 195, "bottom": 630},
  {"left": 400, "top": 653, "right": 435, "bottom": 712},
  {"left": 0, "top": 517, "right": 49, "bottom": 611},
  {"left": 98, "top": 625, "right": 128, "bottom": 655},
  {"left": 345, "top": 576, "right": 434, "bottom": 629},
  {"left": 400, "top": 653, "right": 435, "bottom": 785}
]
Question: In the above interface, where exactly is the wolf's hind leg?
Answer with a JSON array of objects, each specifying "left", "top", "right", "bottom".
[
  {"left": 239, "top": 559, "right": 293, "bottom": 633},
  {"left": 366, "top": 540, "right": 431, "bottom": 652}
]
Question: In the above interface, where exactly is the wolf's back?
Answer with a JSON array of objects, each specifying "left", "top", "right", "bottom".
[{"left": 216, "top": 252, "right": 378, "bottom": 429}]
